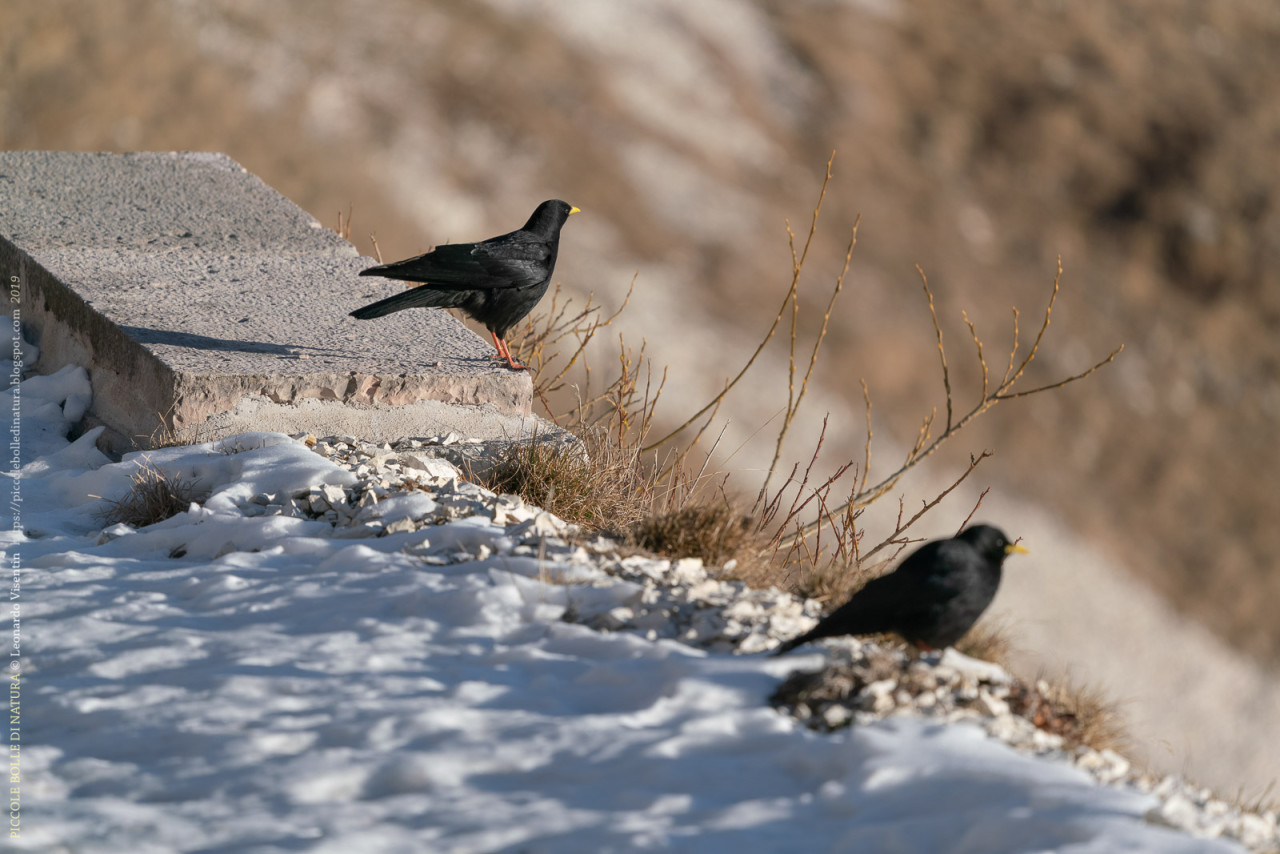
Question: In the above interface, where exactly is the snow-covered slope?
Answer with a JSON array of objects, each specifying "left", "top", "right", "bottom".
[{"left": 7, "top": 368, "right": 1254, "bottom": 852}]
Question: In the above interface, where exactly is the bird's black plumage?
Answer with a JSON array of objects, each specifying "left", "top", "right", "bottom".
[
  {"left": 774, "top": 524, "right": 1027, "bottom": 655},
  {"left": 350, "top": 199, "right": 579, "bottom": 369}
]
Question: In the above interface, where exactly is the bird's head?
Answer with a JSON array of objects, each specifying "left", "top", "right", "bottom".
[
  {"left": 959, "top": 524, "right": 1029, "bottom": 565},
  {"left": 525, "top": 200, "right": 580, "bottom": 235}
]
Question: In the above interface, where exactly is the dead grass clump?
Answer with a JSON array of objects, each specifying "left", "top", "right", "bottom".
[
  {"left": 1227, "top": 780, "right": 1279, "bottom": 815},
  {"left": 135, "top": 404, "right": 217, "bottom": 451},
  {"left": 623, "top": 498, "right": 766, "bottom": 569},
  {"left": 97, "top": 462, "right": 206, "bottom": 528},
  {"left": 1009, "top": 676, "right": 1130, "bottom": 754},
  {"left": 954, "top": 618, "right": 1016, "bottom": 666},
  {"left": 481, "top": 431, "right": 656, "bottom": 532}
]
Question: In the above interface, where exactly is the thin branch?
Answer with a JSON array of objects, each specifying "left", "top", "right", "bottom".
[
  {"left": 919, "top": 265, "right": 953, "bottom": 433},
  {"left": 1006, "top": 256, "right": 1062, "bottom": 389},
  {"left": 755, "top": 218, "right": 859, "bottom": 509},
  {"left": 858, "top": 450, "right": 991, "bottom": 565},
  {"left": 787, "top": 261, "right": 1121, "bottom": 541},
  {"left": 1002, "top": 307, "right": 1021, "bottom": 386},
  {"left": 858, "top": 378, "right": 872, "bottom": 496},
  {"left": 956, "top": 486, "right": 991, "bottom": 534},
  {"left": 644, "top": 153, "right": 838, "bottom": 453},
  {"left": 994, "top": 345, "right": 1124, "bottom": 400},
  {"left": 962, "top": 309, "right": 988, "bottom": 403}
]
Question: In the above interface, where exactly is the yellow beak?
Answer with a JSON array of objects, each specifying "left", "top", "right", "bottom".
[
  {"left": 569, "top": 206, "right": 582, "bottom": 215},
  {"left": 1006, "top": 542, "right": 1030, "bottom": 555}
]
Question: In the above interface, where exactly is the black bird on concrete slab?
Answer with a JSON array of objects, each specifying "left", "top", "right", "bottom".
[
  {"left": 350, "top": 200, "right": 580, "bottom": 370},
  {"left": 773, "top": 524, "right": 1028, "bottom": 655}
]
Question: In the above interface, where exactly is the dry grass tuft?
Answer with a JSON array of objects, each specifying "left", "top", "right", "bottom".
[
  {"left": 481, "top": 430, "right": 658, "bottom": 532},
  {"left": 954, "top": 618, "right": 1016, "bottom": 665},
  {"left": 623, "top": 497, "right": 768, "bottom": 570},
  {"left": 1226, "top": 780, "right": 1279, "bottom": 815},
  {"left": 97, "top": 462, "right": 206, "bottom": 528},
  {"left": 137, "top": 415, "right": 215, "bottom": 451},
  {"left": 1009, "top": 676, "right": 1130, "bottom": 753}
]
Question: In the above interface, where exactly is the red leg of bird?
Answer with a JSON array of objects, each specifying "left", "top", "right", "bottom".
[{"left": 497, "top": 337, "right": 529, "bottom": 371}]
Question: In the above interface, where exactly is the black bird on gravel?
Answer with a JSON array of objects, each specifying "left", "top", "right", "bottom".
[
  {"left": 773, "top": 524, "right": 1028, "bottom": 655},
  {"left": 350, "top": 200, "right": 579, "bottom": 370}
]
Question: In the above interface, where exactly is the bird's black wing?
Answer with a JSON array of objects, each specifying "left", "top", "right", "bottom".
[
  {"left": 360, "top": 237, "right": 552, "bottom": 291},
  {"left": 827, "top": 562, "right": 963, "bottom": 631},
  {"left": 773, "top": 542, "right": 962, "bottom": 652},
  {"left": 874, "top": 540, "right": 973, "bottom": 612}
]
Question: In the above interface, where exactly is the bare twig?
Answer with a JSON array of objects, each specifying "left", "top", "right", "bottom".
[
  {"left": 858, "top": 450, "right": 992, "bottom": 565},
  {"left": 920, "top": 265, "right": 953, "bottom": 433},
  {"left": 956, "top": 486, "right": 992, "bottom": 534},
  {"left": 643, "top": 153, "right": 840, "bottom": 453},
  {"left": 858, "top": 378, "right": 873, "bottom": 496},
  {"left": 962, "top": 309, "right": 988, "bottom": 403},
  {"left": 787, "top": 262, "right": 1121, "bottom": 540},
  {"left": 755, "top": 217, "right": 859, "bottom": 510}
]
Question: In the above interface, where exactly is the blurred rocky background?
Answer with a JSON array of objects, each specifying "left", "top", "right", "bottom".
[{"left": 5, "top": 0, "right": 1278, "bottom": 793}]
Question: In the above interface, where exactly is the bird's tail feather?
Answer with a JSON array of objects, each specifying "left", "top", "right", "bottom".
[{"left": 349, "top": 287, "right": 454, "bottom": 319}]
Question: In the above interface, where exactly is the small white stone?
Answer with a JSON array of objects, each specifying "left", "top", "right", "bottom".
[
  {"left": 985, "top": 715, "right": 1023, "bottom": 743},
  {"left": 384, "top": 518, "right": 417, "bottom": 535},
  {"left": 95, "top": 523, "right": 134, "bottom": 544},
  {"left": 865, "top": 680, "right": 897, "bottom": 714},
  {"left": 669, "top": 558, "right": 706, "bottom": 585},
  {"left": 1076, "top": 750, "right": 1106, "bottom": 772},
  {"left": 397, "top": 452, "right": 461, "bottom": 481},
  {"left": 509, "top": 512, "right": 566, "bottom": 540},
  {"left": 320, "top": 484, "right": 347, "bottom": 507},
  {"left": 598, "top": 606, "right": 635, "bottom": 629},
  {"left": 976, "top": 689, "right": 1009, "bottom": 718},
  {"left": 687, "top": 610, "right": 725, "bottom": 642},
  {"left": 1236, "top": 813, "right": 1275, "bottom": 848},
  {"left": 822, "top": 705, "right": 851, "bottom": 728},
  {"left": 1097, "top": 749, "right": 1130, "bottom": 782},
  {"left": 737, "top": 633, "right": 775, "bottom": 655},
  {"left": 1030, "top": 729, "right": 1063, "bottom": 753},
  {"left": 687, "top": 580, "right": 728, "bottom": 602}
]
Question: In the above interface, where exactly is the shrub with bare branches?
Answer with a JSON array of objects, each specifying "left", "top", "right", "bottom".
[{"left": 496, "top": 155, "right": 1120, "bottom": 613}]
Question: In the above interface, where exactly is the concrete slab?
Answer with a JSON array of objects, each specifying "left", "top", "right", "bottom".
[{"left": 0, "top": 151, "right": 541, "bottom": 452}]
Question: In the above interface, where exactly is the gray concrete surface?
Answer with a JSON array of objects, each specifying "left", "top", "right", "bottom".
[{"left": 0, "top": 151, "right": 539, "bottom": 452}]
